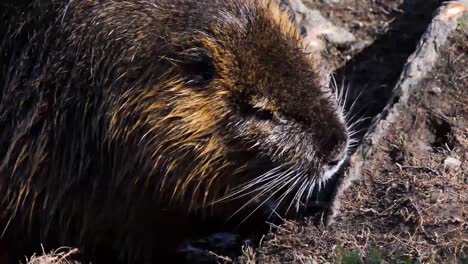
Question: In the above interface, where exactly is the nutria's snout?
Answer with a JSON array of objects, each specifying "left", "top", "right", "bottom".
[{"left": 318, "top": 123, "right": 350, "bottom": 182}]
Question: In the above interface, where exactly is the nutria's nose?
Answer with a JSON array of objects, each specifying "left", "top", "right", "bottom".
[
  {"left": 322, "top": 128, "right": 348, "bottom": 167},
  {"left": 326, "top": 147, "right": 347, "bottom": 167}
]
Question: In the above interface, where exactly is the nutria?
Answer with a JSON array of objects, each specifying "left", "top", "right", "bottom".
[{"left": 0, "top": 0, "right": 350, "bottom": 262}]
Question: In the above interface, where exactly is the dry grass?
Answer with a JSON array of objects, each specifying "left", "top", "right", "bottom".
[{"left": 24, "top": 247, "right": 79, "bottom": 264}]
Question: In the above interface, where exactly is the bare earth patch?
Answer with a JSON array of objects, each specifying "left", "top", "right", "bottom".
[{"left": 302, "top": 0, "right": 416, "bottom": 69}]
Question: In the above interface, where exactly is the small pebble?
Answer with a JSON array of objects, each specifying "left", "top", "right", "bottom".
[
  {"left": 444, "top": 156, "right": 461, "bottom": 169},
  {"left": 430, "top": 86, "right": 442, "bottom": 95},
  {"left": 354, "top": 21, "right": 364, "bottom": 28}
]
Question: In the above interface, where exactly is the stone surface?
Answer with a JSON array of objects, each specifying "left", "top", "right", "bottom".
[
  {"left": 275, "top": 0, "right": 356, "bottom": 54},
  {"left": 431, "top": 86, "right": 443, "bottom": 94},
  {"left": 444, "top": 156, "right": 462, "bottom": 169}
]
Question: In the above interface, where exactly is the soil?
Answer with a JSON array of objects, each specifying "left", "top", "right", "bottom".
[
  {"left": 302, "top": 0, "right": 406, "bottom": 69},
  {"left": 303, "top": 0, "right": 443, "bottom": 69},
  {"left": 322, "top": 0, "right": 443, "bottom": 133},
  {"left": 235, "top": 11, "right": 467, "bottom": 264},
  {"left": 285, "top": 0, "right": 446, "bottom": 150}
]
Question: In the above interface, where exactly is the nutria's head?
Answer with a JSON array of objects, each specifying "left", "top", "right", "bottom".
[
  {"left": 96, "top": 0, "right": 350, "bottom": 212},
  {"left": 1, "top": 0, "right": 350, "bottom": 229}
]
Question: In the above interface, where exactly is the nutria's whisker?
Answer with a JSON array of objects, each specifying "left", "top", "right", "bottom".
[
  {"left": 238, "top": 171, "right": 302, "bottom": 224},
  {"left": 346, "top": 116, "right": 369, "bottom": 129},
  {"left": 306, "top": 176, "right": 320, "bottom": 203},
  {"left": 294, "top": 176, "right": 313, "bottom": 212},
  {"left": 344, "top": 88, "right": 364, "bottom": 116},
  {"left": 237, "top": 164, "right": 300, "bottom": 203},
  {"left": 283, "top": 174, "right": 308, "bottom": 214},
  {"left": 348, "top": 138, "right": 360, "bottom": 148},
  {"left": 269, "top": 171, "right": 306, "bottom": 218},
  {"left": 213, "top": 162, "right": 293, "bottom": 204},
  {"left": 348, "top": 125, "right": 367, "bottom": 136},
  {"left": 236, "top": 163, "right": 300, "bottom": 204}
]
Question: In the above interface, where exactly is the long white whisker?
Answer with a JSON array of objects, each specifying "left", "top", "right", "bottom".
[
  {"left": 306, "top": 176, "right": 318, "bottom": 202},
  {"left": 286, "top": 175, "right": 309, "bottom": 213},
  {"left": 295, "top": 176, "right": 312, "bottom": 211},
  {"left": 347, "top": 116, "right": 369, "bottom": 130},
  {"left": 348, "top": 127, "right": 368, "bottom": 138},
  {"left": 345, "top": 88, "right": 365, "bottom": 116},
  {"left": 213, "top": 163, "right": 290, "bottom": 203},
  {"left": 226, "top": 165, "right": 299, "bottom": 221},
  {"left": 217, "top": 171, "right": 288, "bottom": 204},
  {"left": 225, "top": 170, "right": 293, "bottom": 203},
  {"left": 268, "top": 172, "right": 304, "bottom": 219},
  {"left": 237, "top": 173, "right": 299, "bottom": 224},
  {"left": 226, "top": 178, "right": 288, "bottom": 221}
]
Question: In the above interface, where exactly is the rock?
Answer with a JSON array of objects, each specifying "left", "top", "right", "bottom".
[
  {"left": 274, "top": 0, "right": 356, "bottom": 53},
  {"left": 430, "top": 86, "right": 442, "bottom": 95},
  {"left": 444, "top": 156, "right": 461, "bottom": 169},
  {"left": 305, "top": 259, "right": 319, "bottom": 264},
  {"left": 306, "top": 9, "right": 356, "bottom": 45}
]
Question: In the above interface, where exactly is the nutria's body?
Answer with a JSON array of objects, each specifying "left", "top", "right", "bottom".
[{"left": 0, "top": 0, "right": 349, "bottom": 262}]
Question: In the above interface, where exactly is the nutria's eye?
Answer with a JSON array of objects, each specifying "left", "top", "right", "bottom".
[
  {"left": 239, "top": 100, "right": 278, "bottom": 122},
  {"left": 181, "top": 47, "right": 216, "bottom": 85},
  {"left": 252, "top": 106, "right": 274, "bottom": 121}
]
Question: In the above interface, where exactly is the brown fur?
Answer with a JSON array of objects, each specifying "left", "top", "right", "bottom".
[{"left": 0, "top": 0, "right": 348, "bottom": 262}]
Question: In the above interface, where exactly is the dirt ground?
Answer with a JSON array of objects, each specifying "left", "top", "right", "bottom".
[
  {"left": 298, "top": 0, "right": 445, "bottom": 141},
  {"left": 235, "top": 5, "right": 467, "bottom": 264},
  {"left": 301, "top": 0, "right": 444, "bottom": 69},
  {"left": 302, "top": 0, "right": 407, "bottom": 69}
]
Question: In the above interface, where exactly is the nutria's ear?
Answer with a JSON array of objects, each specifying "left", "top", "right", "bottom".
[{"left": 180, "top": 47, "right": 216, "bottom": 85}]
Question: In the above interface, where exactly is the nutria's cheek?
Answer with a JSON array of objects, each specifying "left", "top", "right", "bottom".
[{"left": 106, "top": 80, "right": 242, "bottom": 205}]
